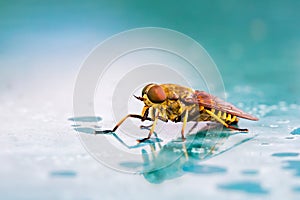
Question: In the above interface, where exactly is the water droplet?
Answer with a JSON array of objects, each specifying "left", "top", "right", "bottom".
[
  {"left": 183, "top": 164, "right": 227, "bottom": 174},
  {"left": 50, "top": 170, "right": 77, "bottom": 178},
  {"left": 218, "top": 181, "right": 268, "bottom": 194},
  {"left": 241, "top": 169, "right": 259, "bottom": 175},
  {"left": 272, "top": 152, "right": 299, "bottom": 157},
  {"left": 293, "top": 186, "right": 300, "bottom": 193},
  {"left": 285, "top": 137, "right": 294, "bottom": 140},
  {"left": 291, "top": 128, "right": 300, "bottom": 135},
  {"left": 277, "top": 120, "right": 290, "bottom": 124},
  {"left": 74, "top": 127, "right": 95, "bottom": 134},
  {"left": 68, "top": 116, "right": 102, "bottom": 122},
  {"left": 283, "top": 160, "right": 300, "bottom": 177}
]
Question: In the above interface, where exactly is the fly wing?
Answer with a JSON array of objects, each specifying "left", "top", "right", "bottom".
[{"left": 183, "top": 90, "right": 259, "bottom": 121}]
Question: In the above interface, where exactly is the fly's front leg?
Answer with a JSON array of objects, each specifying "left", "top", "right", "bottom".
[
  {"left": 95, "top": 114, "right": 152, "bottom": 134},
  {"left": 141, "top": 106, "right": 150, "bottom": 121},
  {"left": 140, "top": 116, "right": 168, "bottom": 129},
  {"left": 180, "top": 109, "right": 189, "bottom": 141},
  {"left": 137, "top": 111, "right": 159, "bottom": 143},
  {"left": 140, "top": 107, "right": 168, "bottom": 129},
  {"left": 140, "top": 107, "right": 154, "bottom": 129},
  {"left": 95, "top": 106, "right": 151, "bottom": 134},
  {"left": 150, "top": 107, "right": 155, "bottom": 120}
]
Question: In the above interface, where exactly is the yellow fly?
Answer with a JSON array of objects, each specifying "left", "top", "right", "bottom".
[{"left": 98, "top": 83, "right": 258, "bottom": 142}]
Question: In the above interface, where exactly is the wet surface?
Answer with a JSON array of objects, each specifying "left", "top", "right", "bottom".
[
  {"left": 291, "top": 128, "right": 300, "bottom": 135},
  {"left": 67, "top": 100, "right": 300, "bottom": 198},
  {"left": 68, "top": 116, "right": 102, "bottom": 122},
  {"left": 1, "top": 1, "right": 300, "bottom": 199},
  {"left": 293, "top": 186, "right": 300, "bottom": 193},
  {"left": 50, "top": 170, "right": 77, "bottom": 178},
  {"left": 241, "top": 169, "right": 259, "bottom": 176},
  {"left": 218, "top": 181, "right": 269, "bottom": 195},
  {"left": 272, "top": 153, "right": 299, "bottom": 157},
  {"left": 283, "top": 161, "right": 300, "bottom": 177}
]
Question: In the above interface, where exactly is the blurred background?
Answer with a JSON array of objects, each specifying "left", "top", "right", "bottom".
[
  {"left": 1, "top": 0, "right": 299, "bottom": 103},
  {"left": 1, "top": 0, "right": 300, "bottom": 199}
]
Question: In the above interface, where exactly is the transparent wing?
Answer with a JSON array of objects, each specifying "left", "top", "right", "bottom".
[{"left": 183, "top": 90, "right": 259, "bottom": 121}]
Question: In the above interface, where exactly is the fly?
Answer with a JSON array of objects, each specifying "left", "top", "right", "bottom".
[{"left": 96, "top": 83, "right": 259, "bottom": 143}]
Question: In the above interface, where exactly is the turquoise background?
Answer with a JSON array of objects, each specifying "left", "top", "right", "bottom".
[
  {"left": 1, "top": 0, "right": 299, "bottom": 103},
  {"left": 1, "top": 1, "right": 300, "bottom": 199}
]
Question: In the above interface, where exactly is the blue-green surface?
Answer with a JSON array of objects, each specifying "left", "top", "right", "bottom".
[
  {"left": 1, "top": 0, "right": 300, "bottom": 199},
  {"left": 218, "top": 181, "right": 269, "bottom": 195}
]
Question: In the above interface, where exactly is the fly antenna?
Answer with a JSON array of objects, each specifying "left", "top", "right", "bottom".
[{"left": 134, "top": 95, "right": 145, "bottom": 101}]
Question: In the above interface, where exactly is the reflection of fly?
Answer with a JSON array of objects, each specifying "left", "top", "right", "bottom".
[{"left": 98, "top": 83, "right": 259, "bottom": 143}]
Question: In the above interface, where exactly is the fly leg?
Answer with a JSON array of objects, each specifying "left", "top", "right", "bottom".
[
  {"left": 180, "top": 109, "right": 189, "bottom": 141},
  {"left": 140, "top": 108, "right": 167, "bottom": 129},
  {"left": 205, "top": 110, "right": 248, "bottom": 132},
  {"left": 140, "top": 124, "right": 153, "bottom": 130},
  {"left": 137, "top": 112, "right": 159, "bottom": 143},
  {"left": 95, "top": 114, "right": 152, "bottom": 134},
  {"left": 140, "top": 107, "right": 154, "bottom": 129},
  {"left": 96, "top": 106, "right": 151, "bottom": 134},
  {"left": 140, "top": 116, "right": 168, "bottom": 129}
]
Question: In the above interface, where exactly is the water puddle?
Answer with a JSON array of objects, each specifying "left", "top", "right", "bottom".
[
  {"left": 283, "top": 160, "right": 300, "bottom": 177},
  {"left": 183, "top": 164, "right": 227, "bottom": 174},
  {"left": 272, "top": 152, "right": 299, "bottom": 157},
  {"left": 69, "top": 116, "right": 256, "bottom": 184},
  {"left": 218, "top": 181, "right": 269, "bottom": 195},
  {"left": 68, "top": 116, "right": 102, "bottom": 122},
  {"left": 241, "top": 169, "right": 259, "bottom": 175},
  {"left": 50, "top": 170, "right": 77, "bottom": 178},
  {"left": 292, "top": 186, "right": 300, "bottom": 193},
  {"left": 291, "top": 128, "right": 300, "bottom": 135},
  {"left": 74, "top": 127, "right": 95, "bottom": 134},
  {"left": 68, "top": 115, "right": 103, "bottom": 134}
]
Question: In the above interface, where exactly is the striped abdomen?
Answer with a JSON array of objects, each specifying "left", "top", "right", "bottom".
[{"left": 189, "top": 106, "right": 239, "bottom": 124}]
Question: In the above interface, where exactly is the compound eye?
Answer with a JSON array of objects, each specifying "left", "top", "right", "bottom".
[
  {"left": 147, "top": 85, "right": 166, "bottom": 103},
  {"left": 142, "top": 83, "right": 154, "bottom": 96}
]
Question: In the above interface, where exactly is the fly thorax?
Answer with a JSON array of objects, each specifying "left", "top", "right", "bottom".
[{"left": 165, "top": 99, "right": 183, "bottom": 121}]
